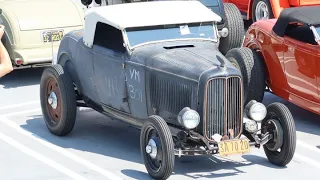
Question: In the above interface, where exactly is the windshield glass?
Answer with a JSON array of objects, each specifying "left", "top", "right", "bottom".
[
  {"left": 315, "top": 26, "right": 320, "bottom": 37},
  {"left": 125, "top": 22, "right": 217, "bottom": 48},
  {"left": 312, "top": 26, "right": 320, "bottom": 43},
  {"left": 199, "top": 0, "right": 218, "bottom": 6}
]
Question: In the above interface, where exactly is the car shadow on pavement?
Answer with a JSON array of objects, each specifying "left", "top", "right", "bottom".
[
  {"left": 262, "top": 92, "right": 320, "bottom": 137},
  {"left": 0, "top": 67, "right": 44, "bottom": 89},
  {"left": 21, "top": 109, "right": 286, "bottom": 180},
  {"left": 120, "top": 153, "right": 285, "bottom": 179}
]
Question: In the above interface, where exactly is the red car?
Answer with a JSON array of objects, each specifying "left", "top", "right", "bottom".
[
  {"left": 224, "top": 0, "right": 320, "bottom": 21},
  {"left": 225, "top": 6, "right": 320, "bottom": 115}
]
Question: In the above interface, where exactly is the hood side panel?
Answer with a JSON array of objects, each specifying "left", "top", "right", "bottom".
[{"left": 147, "top": 68, "right": 198, "bottom": 126}]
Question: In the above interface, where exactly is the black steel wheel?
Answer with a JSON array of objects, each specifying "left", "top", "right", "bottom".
[
  {"left": 140, "top": 115, "right": 175, "bottom": 180},
  {"left": 226, "top": 47, "right": 265, "bottom": 104},
  {"left": 262, "top": 103, "right": 296, "bottom": 166},
  {"left": 40, "top": 64, "right": 77, "bottom": 136},
  {"left": 219, "top": 3, "right": 245, "bottom": 55}
]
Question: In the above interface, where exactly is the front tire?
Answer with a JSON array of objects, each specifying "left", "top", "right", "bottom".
[
  {"left": 225, "top": 47, "right": 265, "bottom": 104},
  {"left": 40, "top": 64, "right": 77, "bottom": 136},
  {"left": 262, "top": 103, "right": 296, "bottom": 166},
  {"left": 219, "top": 3, "right": 245, "bottom": 54},
  {"left": 140, "top": 115, "right": 175, "bottom": 180}
]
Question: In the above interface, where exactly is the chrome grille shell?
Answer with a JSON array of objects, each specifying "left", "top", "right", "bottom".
[{"left": 203, "top": 76, "right": 243, "bottom": 141}]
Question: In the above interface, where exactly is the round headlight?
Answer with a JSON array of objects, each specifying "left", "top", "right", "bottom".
[
  {"left": 244, "top": 119, "right": 258, "bottom": 133},
  {"left": 247, "top": 102, "right": 267, "bottom": 121},
  {"left": 178, "top": 107, "right": 200, "bottom": 129}
]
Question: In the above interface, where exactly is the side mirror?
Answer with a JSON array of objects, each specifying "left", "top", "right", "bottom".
[
  {"left": 218, "top": 27, "right": 228, "bottom": 38},
  {"left": 81, "top": 0, "right": 93, "bottom": 6}
]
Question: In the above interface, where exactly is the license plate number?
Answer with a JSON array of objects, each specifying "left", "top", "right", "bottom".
[
  {"left": 42, "top": 30, "right": 64, "bottom": 42},
  {"left": 218, "top": 139, "right": 250, "bottom": 156}
]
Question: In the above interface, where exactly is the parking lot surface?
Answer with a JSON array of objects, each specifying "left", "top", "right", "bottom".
[{"left": 0, "top": 68, "right": 320, "bottom": 180}]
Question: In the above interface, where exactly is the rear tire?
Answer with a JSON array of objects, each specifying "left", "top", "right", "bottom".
[
  {"left": 262, "top": 103, "right": 296, "bottom": 166},
  {"left": 219, "top": 3, "right": 245, "bottom": 54},
  {"left": 225, "top": 47, "right": 265, "bottom": 104},
  {"left": 40, "top": 64, "right": 77, "bottom": 136},
  {"left": 140, "top": 115, "right": 175, "bottom": 180},
  {"left": 252, "top": 0, "right": 274, "bottom": 22}
]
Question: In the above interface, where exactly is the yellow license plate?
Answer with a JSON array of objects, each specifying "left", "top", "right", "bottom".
[
  {"left": 42, "top": 30, "right": 64, "bottom": 43},
  {"left": 218, "top": 139, "right": 250, "bottom": 156}
]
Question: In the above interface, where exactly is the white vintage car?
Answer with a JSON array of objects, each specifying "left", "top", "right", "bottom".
[{"left": 0, "top": 0, "right": 84, "bottom": 68}]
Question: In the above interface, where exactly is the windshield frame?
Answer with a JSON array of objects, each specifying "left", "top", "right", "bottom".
[{"left": 122, "top": 21, "right": 219, "bottom": 51}]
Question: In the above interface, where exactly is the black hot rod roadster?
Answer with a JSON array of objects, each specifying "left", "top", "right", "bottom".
[{"left": 40, "top": 1, "right": 296, "bottom": 180}]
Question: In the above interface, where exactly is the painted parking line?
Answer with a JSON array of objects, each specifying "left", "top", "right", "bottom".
[
  {"left": 297, "top": 140, "right": 320, "bottom": 155},
  {"left": 295, "top": 153, "right": 320, "bottom": 169},
  {"left": 0, "top": 101, "right": 39, "bottom": 110},
  {"left": 0, "top": 131, "right": 87, "bottom": 180},
  {"left": 0, "top": 116, "right": 123, "bottom": 180},
  {"left": 1, "top": 107, "right": 93, "bottom": 117},
  {"left": 2, "top": 108, "right": 41, "bottom": 117},
  {"left": 2, "top": 107, "right": 320, "bottom": 173}
]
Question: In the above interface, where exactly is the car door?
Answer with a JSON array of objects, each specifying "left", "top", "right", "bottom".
[
  {"left": 92, "top": 46, "right": 130, "bottom": 113},
  {"left": 283, "top": 36, "right": 319, "bottom": 103},
  {"left": 91, "top": 22, "right": 130, "bottom": 113}
]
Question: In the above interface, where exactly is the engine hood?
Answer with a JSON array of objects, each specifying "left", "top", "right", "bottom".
[
  {"left": 0, "top": 0, "right": 84, "bottom": 31},
  {"left": 131, "top": 41, "right": 240, "bottom": 81}
]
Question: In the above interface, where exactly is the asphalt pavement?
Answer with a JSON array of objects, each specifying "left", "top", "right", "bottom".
[{"left": 0, "top": 67, "right": 320, "bottom": 180}]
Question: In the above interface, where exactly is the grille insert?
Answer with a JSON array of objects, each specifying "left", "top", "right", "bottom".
[{"left": 204, "top": 76, "right": 243, "bottom": 141}]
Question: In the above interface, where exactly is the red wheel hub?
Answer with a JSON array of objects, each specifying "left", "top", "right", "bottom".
[{"left": 45, "top": 77, "right": 62, "bottom": 122}]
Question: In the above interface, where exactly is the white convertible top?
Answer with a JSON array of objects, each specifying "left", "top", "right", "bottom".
[{"left": 83, "top": 1, "right": 221, "bottom": 47}]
